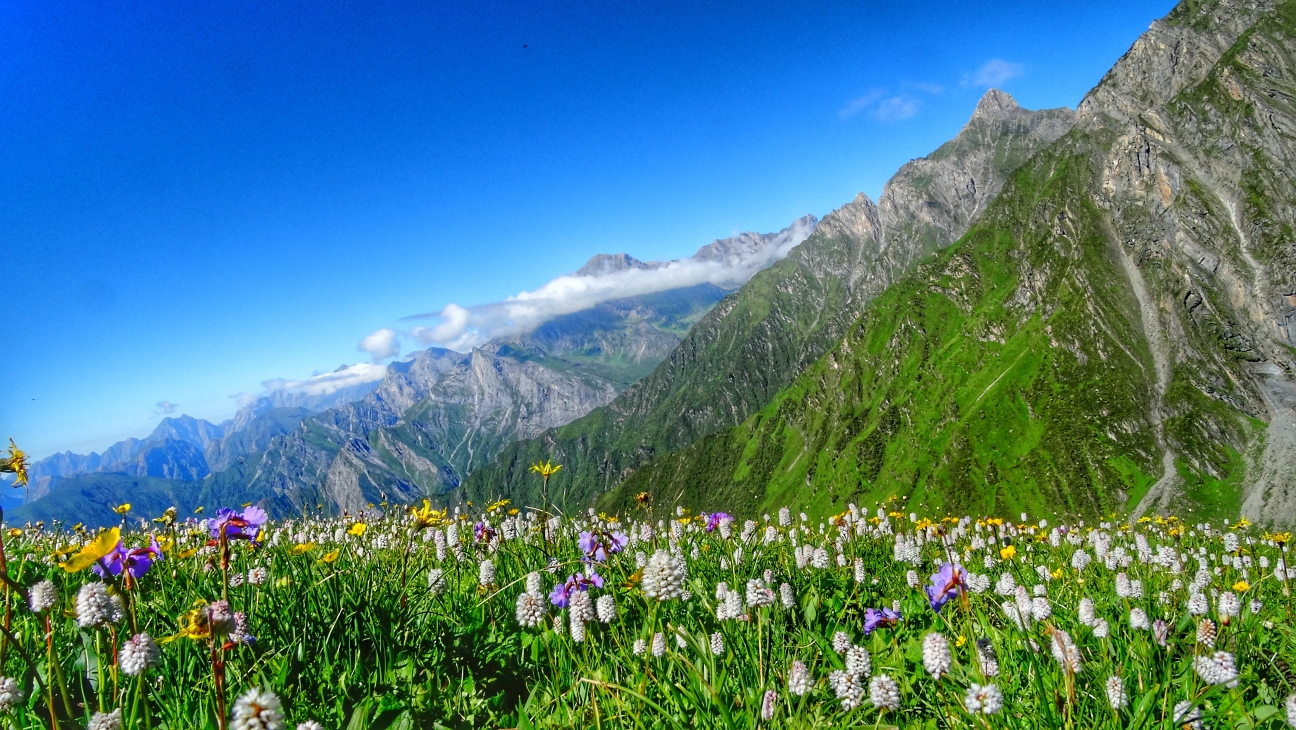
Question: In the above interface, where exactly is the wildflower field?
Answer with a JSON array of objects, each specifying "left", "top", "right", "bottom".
[{"left": 0, "top": 495, "right": 1293, "bottom": 730}]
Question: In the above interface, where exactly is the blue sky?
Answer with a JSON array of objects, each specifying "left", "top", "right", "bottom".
[{"left": 2, "top": 0, "right": 1175, "bottom": 460}]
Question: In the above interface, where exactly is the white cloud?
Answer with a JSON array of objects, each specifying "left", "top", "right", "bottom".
[
  {"left": 232, "top": 391, "right": 260, "bottom": 409},
  {"left": 915, "top": 82, "right": 945, "bottom": 94},
  {"left": 154, "top": 400, "right": 178, "bottom": 415},
  {"left": 406, "top": 216, "right": 818, "bottom": 351},
  {"left": 259, "top": 363, "right": 388, "bottom": 398},
  {"left": 872, "top": 96, "right": 919, "bottom": 122},
  {"left": 962, "top": 59, "right": 1024, "bottom": 88},
  {"left": 838, "top": 89, "right": 884, "bottom": 119},
  {"left": 358, "top": 328, "right": 400, "bottom": 362},
  {"left": 839, "top": 90, "right": 920, "bottom": 122}
]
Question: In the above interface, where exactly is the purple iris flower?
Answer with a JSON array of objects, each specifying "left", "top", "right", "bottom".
[
  {"left": 578, "top": 531, "right": 606, "bottom": 561},
  {"left": 924, "top": 562, "right": 968, "bottom": 613},
  {"left": 863, "top": 607, "right": 902, "bottom": 635},
  {"left": 579, "top": 530, "right": 629, "bottom": 562},
  {"left": 93, "top": 536, "right": 165, "bottom": 579},
  {"left": 474, "top": 521, "right": 495, "bottom": 543},
  {"left": 703, "top": 512, "right": 732, "bottom": 533},
  {"left": 549, "top": 579, "right": 573, "bottom": 608},
  {"left": 210, "top": 506, "right": 269, "bottom": 544},
  {"left": 548, "top": 571, "right": 604, "bottom": 608}
]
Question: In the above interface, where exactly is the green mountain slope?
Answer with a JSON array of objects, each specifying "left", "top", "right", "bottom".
[
  {"left": 464, "top": 92, "right": 1076, "bottom": 509},
  {"left": 596, "top": 0, "right": 1296, "bottom": 525}
]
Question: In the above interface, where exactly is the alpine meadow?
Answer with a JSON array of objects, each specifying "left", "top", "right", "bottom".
[{"left": 3, "top": 0, "right": 1296, "bottom": 728}]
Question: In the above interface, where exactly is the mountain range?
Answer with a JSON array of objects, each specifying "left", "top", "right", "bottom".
[
  {"left": 10, "top": 222, "right": 815, "bottom": 525},
  {"left": 12, "top": 0, "right": 1295, "bottom": 528},
  {"left": 486, "top": 0, "right": 1296, "bottom": 526}
]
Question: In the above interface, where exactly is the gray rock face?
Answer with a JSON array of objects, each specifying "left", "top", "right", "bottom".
[
  {"left": 809, "top": 89, "right": 1076, "bottom": 302},
  {"left": 576, "top": 253, "right": 660, "bottom": 277},
  {"left": 204, "top": 407, "right": 314, "bottom": 473},
  {"left": 1054, "top": 0, "right": 1296, "bottom": 523},
  {"left": 244, "top": 287, "right": 730, "bottom": 514}
]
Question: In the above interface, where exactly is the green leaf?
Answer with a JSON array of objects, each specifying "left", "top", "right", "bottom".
[
  {"left": 1251, "top": 705, "right": 1279, "bottom": 722},
  {"left": 345, "top": 698, "right": 375, "bottom": 730}
]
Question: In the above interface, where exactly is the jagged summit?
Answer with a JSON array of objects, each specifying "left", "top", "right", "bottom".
[
  {"left": 971, "top": 88, "right": 1020, "bottom": 119},
  {"left": 575, "top": 253, "right": 659, "bottom": 277},
  {"left": 575, "top": 216, "right": 820, "bottom": 281}
]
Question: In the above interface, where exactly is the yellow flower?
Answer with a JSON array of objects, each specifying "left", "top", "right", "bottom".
[
  {"left": 58, "top": 528, "right": 121, "bottom": 572},
  {"left": 999, "top": 545, "right": 1017, "bottom": 561},
  {"left": 1232, "top": 580, "right": 1250, "bottom": 592},
  {"left": 290, "top": 542, "right": 315, "bottom": 556},
  {"left": 320, "top": 549, "right": 340, "bottom": 564},
  {"left": 486, "top": 499, "right": 510, "bottom": 513},
  {"left": 1269, "top": 532, "right": 1291, "bottom": 545},
  {"left": 1231, "top": 517, "right": 1252, "bottom": 531},
  {"left": 1051, "top": 568, "right": 1063, "bottom": 580},
  {"left": 49, "top": 545, "right": 76, "bottom": 562},
  {"left": 5, "top": 528, "right": 21, "bottom": 538},
  {"left": 347, "top": 523, "right": 367, "bottom": 537},
  {"left": 529, "top": 460, "right": 562, "bottom": 478},
  {"left": 410, "top": 500, "right": 439, "bottom": 528},
  {"left": 507, "top": 508, "right": 520, "bottom": 516},
  {"left": 0, "top": 439, "right": 28, "bottom": 488},
  {"left": 955, "top": 635, "right": 967, "bottom": 648},
  {"left": 159, "top": 600, "right": 212, "bottom": 644},
  {"left": 112, "top": 503, "right": 132, "bottom": 515}
]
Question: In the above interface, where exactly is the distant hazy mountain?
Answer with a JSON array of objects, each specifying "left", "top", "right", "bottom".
[
  {"left": 25, "top": 415, "right": 228, "bottom": 500},
  {"left": 13, "top": 218, "right": 817, "bottom": 525}
]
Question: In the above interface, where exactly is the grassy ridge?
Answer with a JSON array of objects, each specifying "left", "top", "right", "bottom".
[{"left": 599, "top": 141, "right": 1159, "bottom": 521}]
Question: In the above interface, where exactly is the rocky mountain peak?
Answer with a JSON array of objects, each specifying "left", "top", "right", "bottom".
[
  {"left": 575, "top": 253, "right": 658, "bottom": 277},
  {"left": 692, "top": 214, "right": 820, "bottom": 268},
  {"left": 970, "top": 88, "right": 1020, "bottom": 120},
  {"left": 811, "top": 192, "right": 880, "bottom": 243}
]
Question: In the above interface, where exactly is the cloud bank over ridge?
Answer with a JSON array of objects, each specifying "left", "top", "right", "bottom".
[
  {"left": 396, "top": 215, "right": 819, "bottom": 351},
  {"left": 234, "top": 215, "right": 818, "bottom": 420}
]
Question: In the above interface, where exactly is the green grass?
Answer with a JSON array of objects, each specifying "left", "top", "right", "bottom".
[{"left": 1, "top": 501, "right": 1291, "bottom": 729}]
